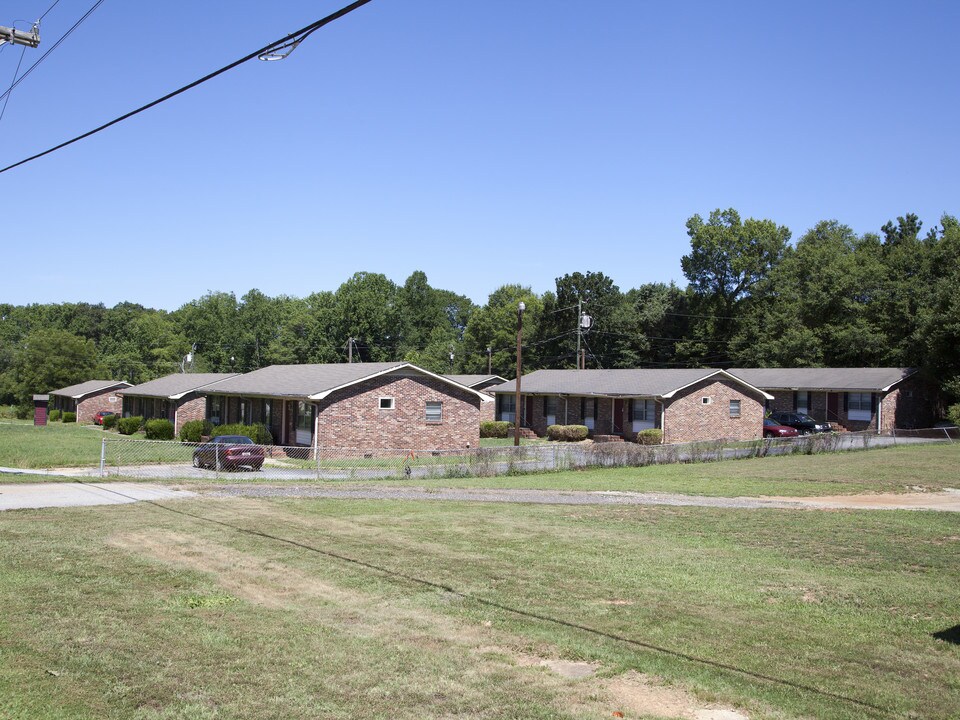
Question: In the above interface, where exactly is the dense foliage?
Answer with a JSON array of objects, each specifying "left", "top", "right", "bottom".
[
  {"left": 2, "top": 211, "right": 956, "bottom": 416},
  {"left": 144, "top": 419, "right": 175, "bottom": 440}
]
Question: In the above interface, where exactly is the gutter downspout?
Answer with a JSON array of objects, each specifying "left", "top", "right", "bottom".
[
  {"left": 876, "top": 393, "right": 882, "bottom": 435},
  {"left": 660, "top": 400, "right": 666, "bottom": 444}
]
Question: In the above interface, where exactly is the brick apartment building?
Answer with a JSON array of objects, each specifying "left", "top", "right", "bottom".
[{"left": 48, "top": 380, "right": 131, "bottom": 424}]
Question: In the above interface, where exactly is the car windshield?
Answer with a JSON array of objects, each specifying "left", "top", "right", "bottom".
[
  {"left": 763, "top": 418, "right": 777, "bottom": 426},
  {"left": 796, "top": 414, "right": 815, "bottom": 423},
  {"left": 216, "top": 436, "right": 253, "bottom": 444}
]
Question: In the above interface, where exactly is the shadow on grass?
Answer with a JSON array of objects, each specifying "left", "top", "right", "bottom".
[{"left": 932, "top": 625, "right": 960, "bottom": 645}]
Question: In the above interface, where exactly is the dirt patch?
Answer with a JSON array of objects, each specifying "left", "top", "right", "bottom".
[
  {"left": 603, "top": 672, "right": 749, "bottom": 720},
  {"left": 765, "top": 490, "right": 960, "bottom": 512}
]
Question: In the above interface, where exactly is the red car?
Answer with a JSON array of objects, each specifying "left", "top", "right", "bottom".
[
  {"left": 763, "top": 417, "right": 799, "bottom": 438},
  {"left": 192, "top": 435, "right": 265, "bottom": 471},
  {"left": 93, "top": 411, "right": 116, "bottom": 425}
]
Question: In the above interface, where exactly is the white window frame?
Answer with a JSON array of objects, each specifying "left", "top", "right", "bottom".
[
  {"left": 632, "top": 399, "right": 655, "bottom": 431},
  {"left": 796, "top": 390, "right": 809, "bottom": 415},
  {"left": 425, "top": 401, "right": 443, "bottom": 423},
  {"left": 848, "top": 392, "right": 872, "bottom": 422},
  {"left": 378, "top": 396, "right": 395, "bottom": 410},
  {"left": 729, "top": 399, "right": 741, "bottom": 418}
]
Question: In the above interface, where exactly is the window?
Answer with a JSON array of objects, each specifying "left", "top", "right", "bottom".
[
  {"left": 425, "top": 401, "right": 443, "bottom": 422},
  {"left": 379, "top": 397, "right": 395, "bottom": 410},
  {"left": 499, "top": 394, "right": 516, "bottom": 423},
  {"left": 795, "top": 391, "right": 809, "bottom": 415},
  {"left": 581, "top": 398, "right": 596, "bottom": 430},
  {"left": 544, "top": 396, "right": 557, "bottom": 426},
  {"left": 729, "top": 399, "right": 741, "bottom": 418},
  {"left": 632, "top": 399, "right": 655, "bottom": 431},
  {"left": 701, "top": 397, "right": 712, "bottom": 405},
  {"left": 296, "top": 401, "right": 314, "bottom": 446},
  {"left": 848, "top": 392, "right": 872, "bottom": 422}
]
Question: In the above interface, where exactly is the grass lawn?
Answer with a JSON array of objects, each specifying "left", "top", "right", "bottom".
[{"left": 1, "top": 495, "right": 958, "bottom": 719}]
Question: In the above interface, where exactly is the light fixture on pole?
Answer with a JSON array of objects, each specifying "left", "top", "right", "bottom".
[{"left": 514, "top": 301, "right": 525, "bottom": 446}]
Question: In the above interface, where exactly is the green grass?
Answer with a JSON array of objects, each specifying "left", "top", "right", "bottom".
[
  {"left": 0, "top": 421, "right": 105, "bottom": 468},
  {"left": 0, "top": 496, "right": 957, "bottom": 719}
]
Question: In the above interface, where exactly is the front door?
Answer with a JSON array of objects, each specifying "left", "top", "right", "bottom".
[
  {"left": 613, "top": 399, "right": 625, "bottom": 434},
  {"left": 827, "top": 393, "right": 839, "bottom": 424},
  {"left": 523, "top": 396, "right": 534, "bottom": 428}
]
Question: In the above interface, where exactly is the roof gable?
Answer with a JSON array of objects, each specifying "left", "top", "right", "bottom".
[{"left": 48, "top": 380, "right": 131, "bottom": 398}]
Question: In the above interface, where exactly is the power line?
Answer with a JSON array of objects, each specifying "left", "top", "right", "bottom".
[
  {"left": 0, "top": 0, "right": 375, "bottom": 175},
  {"left": 0, "top": 44, "right": 26, "bottom": 122},
  {"left": 39, "top": 0, "right": 63, "bottom": 22},
  {"left": 0, "top": 0, "right": 107, "bottom": 107}
]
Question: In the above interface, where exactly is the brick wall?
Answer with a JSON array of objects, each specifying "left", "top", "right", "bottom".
[
  {"left": 663, "top": 378, "right": 765, "bottom": 444},
  {"left": 314, "top": 373, "right": 480, "bottom": 450},
  {"left": 174, "top": 394, "right": 207, "bottom": 435},
  {"left": 76, "top": 390, "right": 123, "bottom": 424}
]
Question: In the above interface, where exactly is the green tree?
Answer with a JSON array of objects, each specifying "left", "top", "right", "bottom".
[
  {"left": 680, "top": 208, "right": 790, "bottom": 364},
  {"left": 462, "top": 285, "right": 543, "bottom": 376},
  {"left": 332, "top": 272, "right": 399, "bottom": 362},
  {"left": 8, "top": 329, "right": 101, "bottom": 410}
]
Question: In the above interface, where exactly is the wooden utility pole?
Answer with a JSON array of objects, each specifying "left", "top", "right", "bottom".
[
  {"left": 347, "top": 337, "right": 353, "bottom": 363},
  {"left": 514, "top": 302, "right": 525, "bottom": 446}
]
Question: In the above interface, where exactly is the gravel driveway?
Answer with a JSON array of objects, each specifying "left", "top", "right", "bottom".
[{"left": 204, "top": 484, "right": 960, "bottom": 512}]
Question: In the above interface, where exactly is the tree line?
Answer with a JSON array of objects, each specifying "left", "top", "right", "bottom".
[{"left": 1, "top": 209, "right": 957, "bottom": 416}]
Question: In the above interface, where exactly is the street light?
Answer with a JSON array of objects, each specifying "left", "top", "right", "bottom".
[{"left": 514, "top": 301, "right": 525, "bottom": 446}]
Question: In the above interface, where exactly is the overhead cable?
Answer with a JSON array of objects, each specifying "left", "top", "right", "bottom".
[{"left": 0, "top": 0, "right": 374, "bottom": 175}]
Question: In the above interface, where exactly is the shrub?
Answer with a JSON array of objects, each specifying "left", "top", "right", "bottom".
[
  {"left": 62, "top": 412, "right": 76, "bottom": 423},
  {"left": 211, "top": 423, "right": 272, "bottom": 445},
  {"left": 0, "top": 405, "right": 16, "bottom": 420},
  {"left": 15, "top": 403, "right": 31, "bottom": 420},
  {"left": 480, "top": 420, "right": 512, "bottom": 438},
  {"left": 49, "top": 409, "right": 62, "bottom": 422},
  {"left": 144, "top": 418, "right": 175, "bottom": 440},
  {"left": 179, "top": 419, "right": 213, "bottom": 443},
  {"left": 636, "top": 429, "right": 663, "bottom": 445},
  {"left": 546, "top": 424, "right": 589, "bottom": 442},
  {"left": 117, "top": 416, "right": 143, "bottom": 435},
  {"left": 947, "top": 403, "right": 960, "bottom": 428},
  {"left": 102, "top": 414, "right": 118, "bottom": 430}
]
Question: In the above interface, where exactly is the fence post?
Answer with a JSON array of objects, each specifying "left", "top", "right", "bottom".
[
  {"left": 99, "top": 437, "right": 106, "bottom": 478},
  {"left": 315, "top": 445, "right": 321, "bottom": 481}
]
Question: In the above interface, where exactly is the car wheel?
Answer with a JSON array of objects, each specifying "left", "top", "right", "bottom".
[
  {"left": 252, "top": 463, "right": 262, "bottom": 471},
  {"left": 192, "top": 455, "right": 202, "bottom": 468},
  {"left": 763, "top": 432, "right": 773, "bottom": 438}
]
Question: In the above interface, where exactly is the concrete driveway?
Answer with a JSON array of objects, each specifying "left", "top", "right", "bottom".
[{"left": 0, "top": 482, "right": 195, "bottom": 511}]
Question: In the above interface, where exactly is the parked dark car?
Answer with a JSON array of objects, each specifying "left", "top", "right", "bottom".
[
  {"left": 192, "top": 435, "right": 264, "bottom": 471},
  {"left": 93, "top": 411, "right": 116, "bottom": 426},
  {"left": 768, "top": 412, "right": 832, "bottom": 435},
  {"left": 763, "top": 417, "right": 799, "bottom": 438}
]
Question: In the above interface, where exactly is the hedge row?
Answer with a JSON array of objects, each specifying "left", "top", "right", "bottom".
[
  {"left": 211, "top": 423, "right": 272, "bottom": 445},
  {"left": 117, "top": 416, "right": 143, "bottom": 435},
  {"left": 480, "top": 421, "right": 512, "bottom": 438},
  {"left": 546, "top": 424, "right": 589, "bottom": 442},
  {"left": 145, "top": 419, "right": 175, "bottom": 440},
  {"left": 636, "top": 429, "right": 663, "bottom": 445},
  {"left": 179, "top": 419, "right": 213, "bottom": 443}
]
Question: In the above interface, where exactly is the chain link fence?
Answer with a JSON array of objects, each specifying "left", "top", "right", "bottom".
[
  {"left": 0, "top": 421, "right": 953, "bottom": 481},
  {"left": 88, "top": 427, "right": 956, "bottom": 482}
]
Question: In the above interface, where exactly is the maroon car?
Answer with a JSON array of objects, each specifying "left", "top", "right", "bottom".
[
  {"left": 93, "top": 411, "right": 116, "bottom": 425},
  {"left": 192, "top": 435, "right": 265, "bottom": 471},
  {"left": 763, "top": 417, "right": 799, "bottom": 438}
]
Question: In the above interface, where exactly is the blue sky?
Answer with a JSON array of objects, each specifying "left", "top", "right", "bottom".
[{"left": 2, "top": 0, "right": 958, "bottom": 311}]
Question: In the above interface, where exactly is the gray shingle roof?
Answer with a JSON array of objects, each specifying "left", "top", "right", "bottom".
[
  {"left": 202, "top": 363, "right": 492, "bottom": 401},
  {"left": 48, "top": 380, "right": 131, "bottom": 398},
  {"left": 727, "top": 368, "right": 915, "bottom": 392},
  {"left": 120, "top": 373, "right": 240, "bottom": 399},
  {"left": 489, "top": 368, "right": 771, "bottom": 399},
  {"left": 443, "top": 374, "right": 508, "bottom": 388}
]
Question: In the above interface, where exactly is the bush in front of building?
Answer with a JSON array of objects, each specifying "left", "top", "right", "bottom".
[
  {"left": 62, "top": 412, "right": 76, "bottom": 423},
  {"left": 947, "top": 403, "right": 960, "bottom": 428},
  {"left": 102, "top": 414, "right": 118, "bottom": 430},
  {"left": 480, "top": 421, "right": 512, "bottom": 438},
  {"left": 636, "top": 429, "right": 663, "bottom": 445},
  {"left": 179, "top": 419, "right": 213, "bottom": 443},
  {"left": 117, "top": 416, "right": 143, "bottom": 435},
  {"left": 546, "top": 425, "right": 589, "bottom": 442},
  {"left": 49, "top": 409, "right": 62, "bottom": 422},
  {"left": 211, "top": 423, "right": 272, "bottom": 445},
  {"left": 144, "top": 418, "right": 175, "bottom": 440}
]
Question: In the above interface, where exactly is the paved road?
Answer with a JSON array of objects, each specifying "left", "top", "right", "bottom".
[{"left": 0, "top": 482, "right": 195, "bottom": 511}]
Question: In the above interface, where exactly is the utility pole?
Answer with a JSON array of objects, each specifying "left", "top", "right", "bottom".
[
  {"left": 0, "top": 24, "right": 40, "bottom": 48},
  {"left": 514, "top": 302, "right": 525, "bottom": 446},
  {"left": 575, "top": 299, "right": 592, "bottom": 370},
  {"left": 487, "top": 346, "right": 492, "bottom": 375},
  {"left": 347, "top": 337, "right": 353, "bottom": 363}
]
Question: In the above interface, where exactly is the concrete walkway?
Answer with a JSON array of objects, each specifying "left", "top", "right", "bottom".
[{"left": 0, "top": 482, "right": 195, "bottom": 511}]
